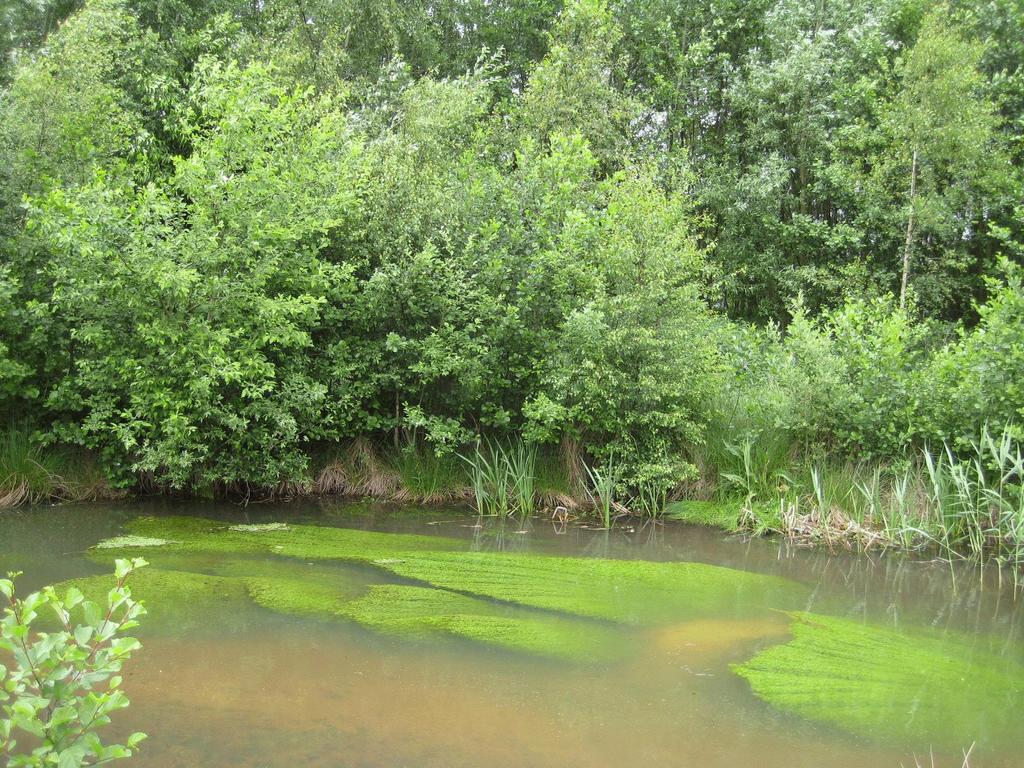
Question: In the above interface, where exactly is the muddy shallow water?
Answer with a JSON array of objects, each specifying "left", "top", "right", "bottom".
[{"left": 1, "top": 499, "right": 1022, "bottom": 768}]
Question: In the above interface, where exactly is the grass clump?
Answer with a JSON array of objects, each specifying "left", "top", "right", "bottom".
[
  {"left": 313, "top": 438, "right": 471, "bottom": 504},
  {"left": 733, "top": 612, "right": 1024, "bottom": 749},
  {"left": 0, "top": 426, "right": 122, "bottom": 507},
  {"left": 533, "top": 444, "right": 580, "bottom": 509},
  {"left": 0, "top": 426, "right": 64, "bottom": 507},
  {"left": 386, "top": 446, "right": 468, "bottom": 503},
  {"left": 313, "top": 437, "right": 402, "bottom": 498}
]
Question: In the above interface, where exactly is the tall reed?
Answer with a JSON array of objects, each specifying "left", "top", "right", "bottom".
[
  {"left": 583, "top": 452, "right": 618, "bottom": 529},
  {"left": 460, "top": 437, "right": 537, "bottom": 516},
  {"left": 730, "top": 425, "right": 1023, "bottom": 582}
]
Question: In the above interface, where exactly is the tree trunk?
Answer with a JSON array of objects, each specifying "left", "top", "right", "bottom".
[
  {"left": 899, "top": 149, "right": 918, "bottom": 309},
  {"left": 393, "top": 390, "right": 400, "bottom": 450}
]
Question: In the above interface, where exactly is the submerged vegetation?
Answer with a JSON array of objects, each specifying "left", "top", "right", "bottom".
[
  {"left": 734, "top": 612, "right": 1024, "bottom": 750},
  {"left": 91, "top": 515, "right": 805, "bottom": 625},
  {"left": 59, "top": 516, "right": 803, "bottom": 661}
]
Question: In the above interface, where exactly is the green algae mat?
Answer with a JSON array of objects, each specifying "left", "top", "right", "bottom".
[
  {"left": 69, "top": 514, "right": 806, "bottom": 660},
  {"left": 733, "top": 612, "right": 1024, "bottom": 750},
  {"left": 375, "top": 550, "right": 795, "bottom": 624},
  {"left": 92, "top": 515, "right": 805, "bottom": 620}
]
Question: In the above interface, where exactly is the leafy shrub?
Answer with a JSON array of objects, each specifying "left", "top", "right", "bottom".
[
  {"left": 930, "top": 262, "right": 1024, "bottom": 440},
  {"left": 824, "top": 297, "right": 937, "bottom": 456},
  {"left": 1, "top": 559, "right": 147, "bottom": 767}
]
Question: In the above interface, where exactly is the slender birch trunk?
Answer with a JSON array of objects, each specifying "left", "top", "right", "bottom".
[{"left": 899, "top": 149, "right": 918, "bottom": 309}]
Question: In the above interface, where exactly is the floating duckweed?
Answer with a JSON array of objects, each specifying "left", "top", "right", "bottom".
[{"left": 732, "top": 612, "right": 1024, "bottom": 749}]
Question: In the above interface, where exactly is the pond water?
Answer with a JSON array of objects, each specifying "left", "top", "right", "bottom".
[{"left": 1, "top": 500, "right": 1022, "bottom": 768}]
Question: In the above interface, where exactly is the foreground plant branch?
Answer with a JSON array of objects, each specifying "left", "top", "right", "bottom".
[{"left": 0, "top": 559, "right": 148, "bottom": 767}]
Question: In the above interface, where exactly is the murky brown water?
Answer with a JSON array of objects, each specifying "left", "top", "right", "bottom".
[{"left": 1, "top": 499, "right": 1022, "bottom": 768}]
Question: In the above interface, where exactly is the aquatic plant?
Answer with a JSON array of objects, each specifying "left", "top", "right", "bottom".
[
  {"left": 336, "top": 584, "right": 624, "bottom": 660},
  {"left": 66, "top": 557, "right": 626, "bottom": 661},
  {"left": 733, "top": 612, "right": 1024, "bottom": 749},
  {"left": 61, "top": 566, "right": 249, "bottom": 628},
  {"left": 505, "top": 440, "right": 538, "bottom": 517},
  {"left": 227, "top": 523, "right": 289, "bottom": 533},
  {"left": 723, "top": 426, "right": 1024, "bottom": 581},
  {"left": 98, "top": 515, "right": 464, "bottom": 563},
  {"left": 94, "top": 515, "right": 804, "bottom": 625},
  {"left": 375, "top": 550, "right": 804, "bottom": 625},
  {"left": 460, "top": 438, "right": 537, "bottom": 516},
  {"left": 94, "top": 535, "right": 178, "bottom": 549},
  {"left": 244, "top": 574, "right": 363, "bottom": 618},
  {"left": 1, "top": 559, "right": 148, "bottom": 767},
  {"left": 583, "top": 453, "right": 618, "bottom": 528},
  {"left": 633, "top": 478, "right": 667, "bottom": 520}
]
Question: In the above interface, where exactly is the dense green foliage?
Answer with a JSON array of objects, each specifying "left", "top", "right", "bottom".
[
  {"left": 0, "top": 0, "right": 1021, "bottom": 508},
  {"left": 0, "top": 560, "right": 147, "bottom": 767}
]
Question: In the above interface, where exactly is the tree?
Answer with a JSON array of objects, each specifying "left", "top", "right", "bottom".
[
  {"left": 525, "top": 162, "right": 720, "bottom": 489},
  {"left": 517, "top": 0, "right": 641, "bottom": 173},
  {"left": 880, "top": 5, "right": 1010, "bottom": 309},
  {"left": 28, "top": 61, "right": 362, "bottom": 489}
]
